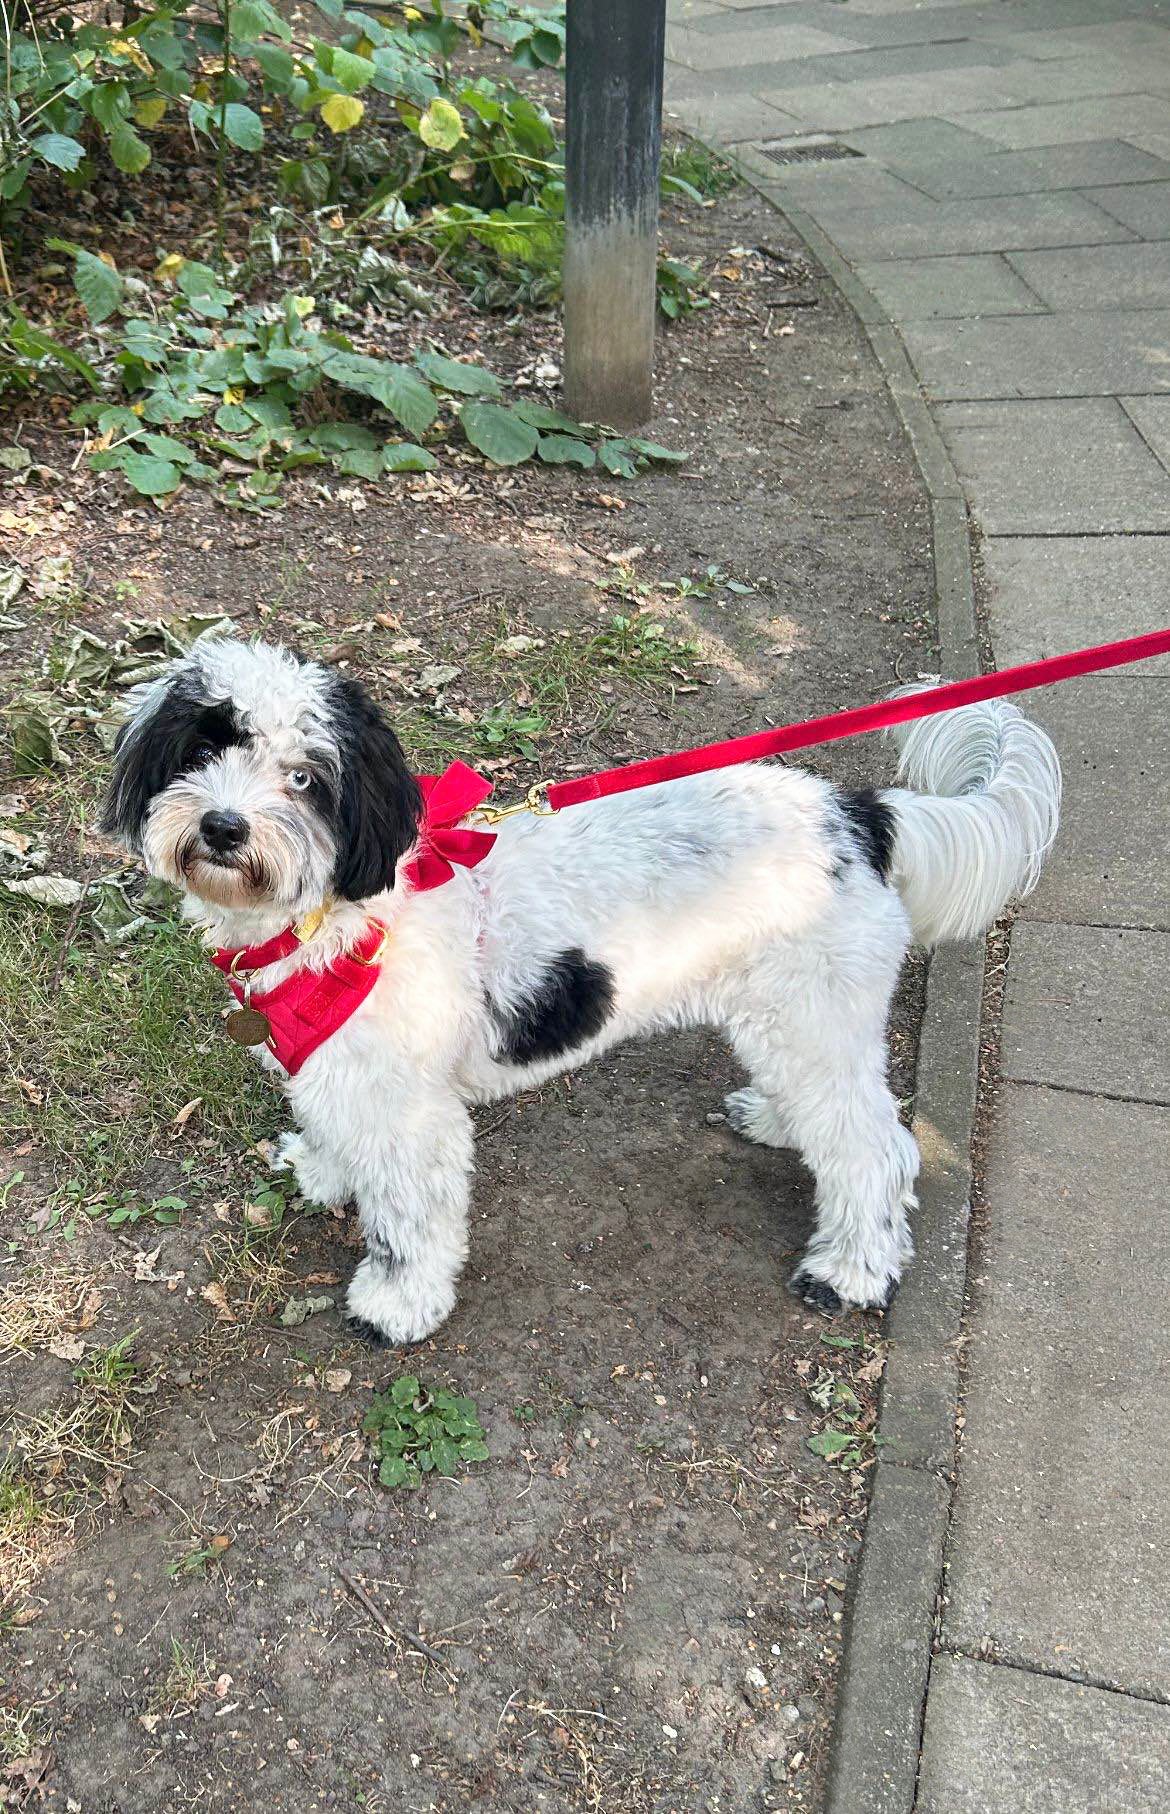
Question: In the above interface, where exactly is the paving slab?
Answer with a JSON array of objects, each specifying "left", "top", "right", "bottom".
[
  {"left": 935, "top": 399, "right": 1170, "bottom": 534},
  {"left": 1122, "top": 393, "right": 1170, "bottom": 469},
  {"left": 1000, "top": 921, "right": 1170, "bottom": 1102},
  {"left": 838, "top": 116, "right": 1002, "bottom": 163},
  {"left": 892, "top": 139, "right": 1170, "bottom": 200},
  {"left": 852, "top": 252, "right": 1044, "bottom": 320},
  {"left": 942, "top": 1084, "right": 1170, "bottom": 1693},
  {"left": 755, "top": 69, "right": 1022, "bottom": 132},
  {"left": 786, "top": 191, "right": 1135, "bottom": 262},
  {"left": 758, "top": 37, "right": 1032, "bottom": 87},
  {"left": 664, "top": 87, "right": 803, "bottom": 144},
  {"left": 1019, "top": 678, "right": 1170, "bottom": 931},
  {"left": 982, "top": 533, "right": 1170, "bottom": 675},
  {"left": 918, "top": 1655, "right": 1170, "bottom": 1813},
  {"left": 1005, "top": 241, "right": 1170, "bottom": 311},
  {"left": 986, "top": 18, "right": 1170, "bottom": 61},
  {"left": 956, "top": 93, "right": 1170, "bottom": 150},
  {"left": 900, "top": 308, "right": 1170, "bottom": 401},
  {"left": 667, "top": 22, "right": 862, "bottom": 69},
  {"left": 1087, "top": 180, "right": 1170, "bottom": 239}
]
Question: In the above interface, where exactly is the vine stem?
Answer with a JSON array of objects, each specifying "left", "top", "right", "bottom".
[{"left": 215, "top": 0, "right": 231, "bottom": 275}]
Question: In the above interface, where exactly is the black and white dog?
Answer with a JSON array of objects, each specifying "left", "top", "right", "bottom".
[{"left": 103, "top": 637, "right": 1061, "bottom": 1343}]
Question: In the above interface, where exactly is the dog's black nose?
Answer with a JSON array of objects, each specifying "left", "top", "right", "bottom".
[{"left": 200, "top": 809, "right": 248, "bottom": 854}]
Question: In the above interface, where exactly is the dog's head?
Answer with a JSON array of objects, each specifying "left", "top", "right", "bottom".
[{"left": 102, "top": 638, "right": 421, "bottom": 914}]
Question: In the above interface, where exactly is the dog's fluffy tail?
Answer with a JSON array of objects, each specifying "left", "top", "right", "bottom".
[{"left": 882, "top": 688, "right": 1061, "bottom": 946}]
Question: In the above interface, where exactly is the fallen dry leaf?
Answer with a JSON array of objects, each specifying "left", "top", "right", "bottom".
[
  {"left": 47, "top": 1334, "right": 85, "bottom": 1363},
  {"left": 173, "top": 1097, "right": 202, "bottom": 1130},
  {"left": 200, "top": 1281, "right": 237, "bottom": 1322}
]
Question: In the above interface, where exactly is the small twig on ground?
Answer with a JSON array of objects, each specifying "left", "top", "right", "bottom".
[
  {"left": 49, "top": 858, "right": 97, "bottom": 997},
  {"left": 475, "top": 1107, "right": 514, "bottom": 1142},
  {"left": 337, "top": 1567, "right": 447, "bottom": 1668}
]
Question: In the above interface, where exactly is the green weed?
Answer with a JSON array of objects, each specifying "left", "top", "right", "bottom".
[
  {"left": 662, "top": 140, "right": 740, "bottom": 202},
  {"left": 363, "top": 1376, "right": 489, "bottom": 1490}
]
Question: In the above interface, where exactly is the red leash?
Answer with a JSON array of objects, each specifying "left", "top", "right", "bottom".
[{"left": 543, "top": 626, "right": 1170, "bottom": 811}]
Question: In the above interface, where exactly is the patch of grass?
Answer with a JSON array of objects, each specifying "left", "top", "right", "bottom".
[
  {"left": 0, "top": 1265, "right": 102, "bottom": 1359},
  {"left": 203, "top": 1226, "right": 298, "bottom": 1321},
  {"left": 0, "top": 1333, "right": 148, "bottom": 1615},
  {"left": 363, "top": 1375, "right": 489, "bottom": 1490},
  {"left": 166, "top": 1536, "right": 231, "bottom": 1582},
  {"left": 0, "top": 1463, "right": 72, "bottom": 1618},
  {"left": 662, "top": 139, "right": 740, "bottom": 202},
  {"left": 390, "top": 607, "right": 701, "bottom": 776},
  {"left": 0, "top": 910, "right": 276, "bottom": 1203},
  {"left": 154, "top": 1637, "right": 216, "bottom": 1715},
  {"left": 9, "top": 1332, "right": 151, "bottom": 1478},
  {"left": 0, "top": 1702, "right": 49, "bottom": 1767}
]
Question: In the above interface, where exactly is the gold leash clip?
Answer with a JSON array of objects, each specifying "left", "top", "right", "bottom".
[{"left": 474, "top": 782, "right": 556, "bottom": 827}]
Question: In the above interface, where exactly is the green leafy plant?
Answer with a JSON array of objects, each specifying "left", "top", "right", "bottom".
[
  {"left": 363, "top": 1374, "right": 489, "bottom": 1489},
  {"left": 2, "top": 0, "right": 708, "bottom": 489},
  {"left": 804, "top": 1359, "right": 887, "bottom": 1471},
  {"left": 657, "top": 256, "right": 709, "bottom": 321},
  {"left": 474, "top": 2, "right": 566, "bottom": 70},
  {"left": 49, "top": 260, "right": 683, "bottom": 501},
  {"left": 661, "top": 139, "right": 739, "bottom": 202}
]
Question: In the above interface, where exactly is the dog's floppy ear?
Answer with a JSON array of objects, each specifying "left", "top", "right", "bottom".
[
  {"left": 101, "top": 673, "right": 187, "bottom": 849},
  {"left": 329, "top": 676, "right": 422, "bottom": 900}
]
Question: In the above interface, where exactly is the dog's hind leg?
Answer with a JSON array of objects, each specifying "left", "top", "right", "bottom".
[{"left": 727, "top": 920, "right": 917, "bottom": 1313}]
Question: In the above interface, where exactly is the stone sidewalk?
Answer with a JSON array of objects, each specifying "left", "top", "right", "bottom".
[{"left": 664, "top": 2, "right": 1170, "bottom": 1809}]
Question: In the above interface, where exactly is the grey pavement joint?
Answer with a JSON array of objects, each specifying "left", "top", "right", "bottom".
[
  {"left": 667, "top": 4, "right": 1170, "bottom": 1810},
  {"left": 917, "top": 1657, "right": 1170, "bottom": 1813}
]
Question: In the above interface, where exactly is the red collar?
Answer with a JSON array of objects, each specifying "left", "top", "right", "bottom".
[
  {"left": 208, "top": 760, "right": 499, "bottom": 1075},
  {"left": 211, "top": 920, "right": 387, "bottom": 1077}
]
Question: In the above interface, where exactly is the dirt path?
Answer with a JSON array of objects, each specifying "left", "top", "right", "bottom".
[{"left": 0, "top": 182, "right": 933, "bottom": 1811}]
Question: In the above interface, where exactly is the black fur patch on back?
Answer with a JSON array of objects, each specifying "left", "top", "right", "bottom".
[
  {"left": 494, "top": 949, "right": 615, "bottom": 1067},
  {"left": 838, "top": 788, "right": 896, "bottom": 881}
]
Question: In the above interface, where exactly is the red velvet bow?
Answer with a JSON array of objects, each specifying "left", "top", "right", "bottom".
[{"left": 403, "top": 760, "right": 497, "bottom": 893}]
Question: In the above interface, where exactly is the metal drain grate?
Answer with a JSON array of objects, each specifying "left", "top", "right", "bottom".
[{"left": 758, "top": 136, "right": 862, "bottom": 166}]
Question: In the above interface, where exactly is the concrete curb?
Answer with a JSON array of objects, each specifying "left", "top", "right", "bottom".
[{"left": 690, "top": 138, "right": 986, "bottom": 1812}]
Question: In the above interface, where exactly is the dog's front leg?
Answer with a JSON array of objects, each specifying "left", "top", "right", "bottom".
[{"left": 344, "top": 1090, "right": 475, "bottom": 1346}]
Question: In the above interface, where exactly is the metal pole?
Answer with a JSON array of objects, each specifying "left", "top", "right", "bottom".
[{"left": 563, "top": 0, "right": 667, "bottom": 430}]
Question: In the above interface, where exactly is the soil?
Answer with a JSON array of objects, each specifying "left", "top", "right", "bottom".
[{"left": 0, "top": 176, "right": 935, "bottom": 1813}]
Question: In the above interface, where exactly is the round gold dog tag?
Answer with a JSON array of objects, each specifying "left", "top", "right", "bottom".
[{"left": 225, "top": 1006, "right": 271, "bottom": 1047}]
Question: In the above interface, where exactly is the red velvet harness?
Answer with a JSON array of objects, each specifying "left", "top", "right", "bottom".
[{"left": 210, "top": 760, "right": 497, "bottom": 1076}]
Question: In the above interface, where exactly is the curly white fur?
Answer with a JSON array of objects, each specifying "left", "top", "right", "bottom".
[{"left": 105, "top": 641, "right": 1062, "bottom": 1341}]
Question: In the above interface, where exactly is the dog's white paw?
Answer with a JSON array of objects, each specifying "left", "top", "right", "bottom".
[
  {"left": 272, "top": 1132, "right": 350, "bottom": 1207},
  {"left": 346, "top": 1254, "right": 456, "bottom": 1346},
  {"left": 793, "top": 1212, "right": 915, "bottom": 1314}
]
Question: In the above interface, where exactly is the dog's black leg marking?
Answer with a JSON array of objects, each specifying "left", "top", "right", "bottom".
[
  {"left": 791, "top": 1271, "right": 844, "bottom": 1316},
  {"left": 494, "top": 948, "right": 615, "bottom": 1066},
  {"left": 837, "top": 788, "right": 897, "bottom": 882},
  {"left": 347, "top": 1315, "right": 391, "bottom": 1348}
]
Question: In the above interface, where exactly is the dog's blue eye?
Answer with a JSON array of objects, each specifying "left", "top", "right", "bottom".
[
  {"left": 288, "top": 769, "right": 312, "bottom": 792},
  {"left": 189, "top": 742, "right": 216, "bottom": 767}
]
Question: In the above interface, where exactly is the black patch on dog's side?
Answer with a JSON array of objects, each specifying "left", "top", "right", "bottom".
[
  {"left": 101, "top": 677, "right": 249, "bottom": 847},
  {"left": 327, "top": 675, "right": 423, "bottom": 900},
  {"left": 494, "top": 949, "right": 616, "bottom": 1067},
  {"left": 837, "top": 788, "right": 896, "bottom": 882}
]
